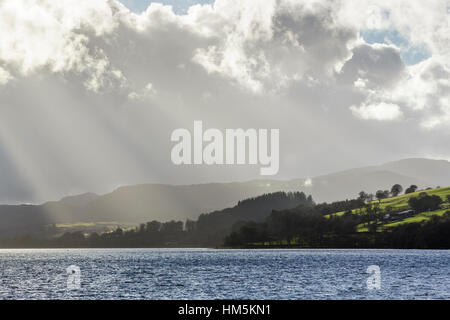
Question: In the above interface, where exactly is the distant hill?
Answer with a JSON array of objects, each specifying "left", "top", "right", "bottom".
[
  {"left": 377, "top": 158, "right": 450, "bottom": 187},
  {"left": 80, "top": 158, "right": 441, "bottom": 223},
  {"left": 60, "top": 193, "right": 99, "bottom": 207},
  {"left": 0, "top": 158, "right": 448, "bottom": 236}
]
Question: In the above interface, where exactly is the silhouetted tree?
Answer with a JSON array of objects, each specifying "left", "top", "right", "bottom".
[
  {"left": 391, "top": 184, "right": 403, "bottom": 197},
  {"left": 358, "top": 191, "right": 369, "bottom": 202},
  {"left": 185, "top": 219, "right": 196, "bottom": 233},
  {"left": 376, "top": 190, "right": 389, "bottom": 201},
  {"left": 405, "top": 185, "right": 418, "bottom": 194},
  {"left": 146, "top": 221, "right": 161, "bottom": 233}
]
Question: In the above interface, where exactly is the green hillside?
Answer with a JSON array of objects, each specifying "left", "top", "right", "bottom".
[{"left": 324, "top": 186, "right": 450, "bottom": 232}]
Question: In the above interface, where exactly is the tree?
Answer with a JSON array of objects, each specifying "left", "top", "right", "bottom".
[
  {"left": 446, "top": 195, "right": 450, "bottom": 204},
  {"left": 358, "top": 191, "right": 369, "bottom": 201},
  {"left": 160, "top": 221, "right": 183, "bottom": 236},
  {"left": 146, "top": 221, "right": 161, "bottom": 233},
  {"left": 390, "top": 184, "right": 403, "bottom": 197},
  {"left": 364, "top": 202, "right": 381, "bottom": 233},
  {"left": 405, "top": 185, "right": 418, "bottom": 194},
  {"left": 408, "top": 194, "right": 442, "bottom": 213},
  {"left": 376, "top": 190, "right": 389, "bottom": 202},
  {"left": 185, "top": 219, "right": 197, "bottom": 233},
  {"left": 358, "top": 191, "right": 369, "bottom": 202}
]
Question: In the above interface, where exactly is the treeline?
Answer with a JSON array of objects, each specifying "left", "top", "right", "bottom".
[
  {"left": 224, "top": 204, "right": 361, "bottom": 247},
  {"left": 192, "top": 192, "right": 314, "bottom": 245},
  {"left": 315, "top": 198, "right": 365, "bottom": 215},
  {"left": 0, "top": 191, "right": 314, "bottom": 248},
  {"left": 2, "top": 187, "right": 449, "bottom": 249},
  {"left": 224, "top": 208, "right": 450, "bottom": 249}
]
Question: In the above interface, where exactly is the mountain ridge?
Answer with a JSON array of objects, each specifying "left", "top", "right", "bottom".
[{"left": 0, "top": 158, "right": 448, "bottom": 237}]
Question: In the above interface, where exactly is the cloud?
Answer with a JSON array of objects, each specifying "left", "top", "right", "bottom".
[
  {"left": 0, "top": 0, "right": 449, "bottom": 203},
  {"left": 128, "top": 82, "right": 157, "bottom": 100},
  {"left": 339, "top": 0, "right": 450, "bottom": 58},
  {"left": 350, "top": 102, "right": 403, "bottom": 121},
  {"left": 0, "top": 0, "right": 125, "bottom": 91},
  {"left": 374, "top": 57, "right": 450, "bottom": 128},
  {"left": 0, "top": 67, "right": 12, "bottom": 85},
  {"left": 192, "top": 0, "right": 356, "bottom": 93},
  {"left": 339, "top": 43, "right": 406, "bottom": 89}
]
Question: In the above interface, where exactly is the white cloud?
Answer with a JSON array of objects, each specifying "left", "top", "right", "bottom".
[
  {"left": 0, "top": 0, "right": 125, "bottom": 91},
  {"left": 128, "top": 82, "right": 157, "bottom": 101},
  {"left": 365, "top": 4, "right": 390, "bottom": 30},
  {"left": 192, "top": 0, "right": 357, "bottom": 93},
  {"left": 350, "top": 102, "right": 403, "bottom": 121},
  {"left": 354, "top": 78, "right": 367, "bottom": 89},
  {"left": 339, "top": 0, "right": 450, "bottom": 57}
]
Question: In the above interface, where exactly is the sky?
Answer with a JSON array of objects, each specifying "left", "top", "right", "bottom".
[
  {"left": 0, "top": 0, "right": 449, "bottom": 204},
  {"left": 120, "top": 0, "right": 214, "bottom": 14}
]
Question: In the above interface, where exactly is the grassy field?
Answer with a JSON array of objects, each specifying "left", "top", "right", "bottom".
[
  {"left": 326, "top": 186, "right": 450, "bottom": 232},
  {"left": 50, "top": 221, "right": 137, "bottom": 237},
  {"left": 383, "top": 208, "right": 449, "bottom": 227},
  {"left": 325, "top": 187, "right": 450, "bottom": 218},
  {"left": 326, "top": 187, "right": 450, "bottom": 216}
]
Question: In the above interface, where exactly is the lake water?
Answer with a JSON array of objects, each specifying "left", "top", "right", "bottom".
[{"left": 0, "top": 248, "right": 448, "bottom": 300}]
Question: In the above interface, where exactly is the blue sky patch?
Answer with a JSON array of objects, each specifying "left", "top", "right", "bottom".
[
  {"left": 361, "top": 29, "right": 430, "bottom": 65},
  {"left": 119, "top": 0, "right": 214, "bottom": 14}
]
